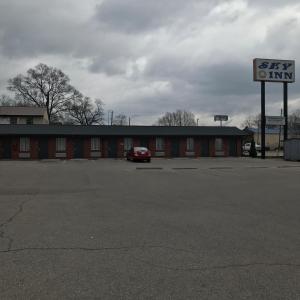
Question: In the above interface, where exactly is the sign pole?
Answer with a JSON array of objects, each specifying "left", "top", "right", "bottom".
[
  {"left": 261, "top": 81, "right": 266, "bottom": 159},
  {"left": 283, "top": 82, "right": 288, "bottom": 141}
]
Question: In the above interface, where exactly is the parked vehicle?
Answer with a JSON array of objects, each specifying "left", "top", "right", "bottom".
[
  {"left": 243, "top": 142, "right": 261, "bottom": 152},
  {"left": 126, "top": 147, "right": 151, "bottom": 162}
]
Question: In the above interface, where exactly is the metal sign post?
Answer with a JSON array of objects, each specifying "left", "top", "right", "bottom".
[
  {"left": 283, "top": 82, "right": 288, "bottom": 141},
  {"left": 261, "top": 81, "right": 266, "bottom": 159},
  {"left": 253, "top": 58, "right": 295, "bottom": 159}
]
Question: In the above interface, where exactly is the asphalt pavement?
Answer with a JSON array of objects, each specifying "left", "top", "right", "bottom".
[{"left": 0, "top": 158, "right": 299, "bottom": 299}]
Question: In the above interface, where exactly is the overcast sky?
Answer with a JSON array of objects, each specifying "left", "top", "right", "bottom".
[{"left": 0, "top": 0, "right": 300, "bottom": 126}]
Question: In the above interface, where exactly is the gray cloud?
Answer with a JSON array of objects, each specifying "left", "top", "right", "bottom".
[
  {"left": 94, "top": 0, "right": 214, "bottom": 33},
  {"left": 0, "top": 0, "right": 300, "bottom": 126}
]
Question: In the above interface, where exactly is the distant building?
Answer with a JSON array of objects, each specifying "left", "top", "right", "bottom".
[
  {"left": 0, "top": 106, "right": 49, "bottom": 125},
  {"left": 245, "top": 127, "right": 284, "bottom": 150}
]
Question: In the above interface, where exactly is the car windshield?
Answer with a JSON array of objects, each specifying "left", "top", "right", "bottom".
[{"left": 134, "top": 147, "right": 148, "bottom": 151}]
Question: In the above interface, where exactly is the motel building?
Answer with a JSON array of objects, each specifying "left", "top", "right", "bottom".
[{"left": 0, "top": 124, "right": 247, "bottom": 159}]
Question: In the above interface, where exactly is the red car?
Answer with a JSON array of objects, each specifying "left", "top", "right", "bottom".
[{"left": 126, "top": 147, "right": 151, "bottom": 162}]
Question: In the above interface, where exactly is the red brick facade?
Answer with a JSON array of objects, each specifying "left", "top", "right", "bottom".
[{"left": 0, "top": 135, "right": 243, "bottom": 159}]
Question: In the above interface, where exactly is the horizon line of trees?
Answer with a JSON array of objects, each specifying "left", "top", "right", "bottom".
[{"left": 1, "top": 63, "right": 299, "bottom": 129}]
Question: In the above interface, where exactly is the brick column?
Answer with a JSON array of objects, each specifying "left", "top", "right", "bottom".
[
  {"left": 30, "top": 137, "right": 39, "bottom": 159},
  {"left": 66, "top": 137, "right": 73, "bottom": 159},
  {"left": 48, "top": 137, "right": 56, "bottom": 159},
  {"left": 209, "top": 138, "right": 215, "bottom": 157},
  {"left": 11, "top": 137, "right": 19, "bottom": 159}
]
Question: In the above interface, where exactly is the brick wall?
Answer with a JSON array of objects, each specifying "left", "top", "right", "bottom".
[
  {"left": 223, "top": 138, "right": 229, "bottom": 157},
  {"left": 11, "top": 137, "right": 19, "bottom": 159},
  {"left": 30, "top": 137, "right": 39, "bottom": 159},
  {"left": 0, "top": 134, "right": 244, "bottom": 159},
  {"left": 179, "top": 137, "right": 186, "bottom": 157},
  {"left": 164, "top": 137, "right": 171, "bottom": 157},
  {"left": 84, "top": 137, "right": 91, "bottom": 159},
  {"left": 48, "top": 137, "right": 56, "bottom": 159},
  {"left": 209, "top": 138, "right": 215, "bottom": 157},
  {"left": 237, "top": 138, "right": 242, "bottom": 156},
  {"left": 117, "top": 137, "right": 124, "bottom": 158},
  {"left": 195, "top": 138, "right": 201, "bottom": 157}
]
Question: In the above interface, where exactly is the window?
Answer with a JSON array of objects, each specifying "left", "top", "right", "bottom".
[
  {"left": 215, "top": 138, "right": 224, "bottom": 151},
  {"left": 26, "top": 117, "right": 33, "bottom": 125},
  {"left": 91, "top": 137, "right": 101, "bottom": 151},
  {"left": 10, "top": 117, "right": 17, "bottom": 124},
  {"left": 56, "top": 137, "right": 66, "bottom": 152},
  {"left": 20, "top": 137, "right": 30, "bottom": 152},
  {"left": 156, "top": 137, "right": 164, "bottom": 151},
  {"left": 124, "top": 137, "right": 133, "bottom": 151},
  {"left": 186, "top": 137, "right": 194, "bottom": 151}
]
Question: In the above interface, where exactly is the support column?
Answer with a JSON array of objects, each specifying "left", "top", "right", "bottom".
[
  {"left": 261, "top": 81, "right": 266, "bottom": 159},
  {"left": 283, "top": 82, "right": 288, "bottom": 141}
]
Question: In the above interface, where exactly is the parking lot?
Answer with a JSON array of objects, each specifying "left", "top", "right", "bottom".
[{"left": 0, "top": 158, "right": 299, "bottom": 299}]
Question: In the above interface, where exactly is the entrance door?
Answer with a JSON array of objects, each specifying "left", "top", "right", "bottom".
[
  {"left": 140, "top": 137, "right": 149, "bottom": 148},
  {"left": 1, "top": 137, "right": 11, "bottom": 159},
  {"left": 73, "top": 137, "right": 84, "bottom": 158},
  {"left": 107, "top": 138, "right": 118, "bottom": 158},
  {"left": 201, "top": 138, "right": 210, "bottom": 157},
  {"left": 171, "top": 138, "right": 180, "bottom": 157},
  {"left": 228, "top": 138, "right": 237, "bottom": 156},
  {"left": 38, "top": 137, "right": 48, "bottom": 159}
]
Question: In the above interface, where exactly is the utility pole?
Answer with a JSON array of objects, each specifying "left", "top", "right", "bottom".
[
  {"left": 278, "top": 108, "right": 283, "bottom": 151},
  {"left": 111, "top": 111, "right": 114, "bottom": 126}
]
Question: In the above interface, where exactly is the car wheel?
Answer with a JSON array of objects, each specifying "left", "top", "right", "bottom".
[{"left": 147, "top": 159, "right": 151, "bottom": 163}]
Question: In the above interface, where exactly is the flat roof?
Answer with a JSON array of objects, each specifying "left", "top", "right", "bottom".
[
  {"left": 0, "top": 106, "right": 47, "bottom": 116},
  {"left": 0, "top": 125, "right": 247, "bottom": 136}
]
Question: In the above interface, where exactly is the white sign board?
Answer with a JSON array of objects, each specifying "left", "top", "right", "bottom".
[
  {"left": 265, "top": 116, "right": 286, "bottom": 126},
  {"left": 253, "top": 58, "right": 295, "bottom": 83},
  {"left": 214, "top": 115, "right": 228, "bottom": 121}
]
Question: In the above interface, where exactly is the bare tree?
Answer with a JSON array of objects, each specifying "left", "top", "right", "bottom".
[
  {"left": 289, "top": 109, "right": 300, "bottom": 137},
  {"left": 0, "top": 94, "right": 32, "bottom": 107},
  {"left": 241, "top": 114, "right": 260, "bottom": 128},
  {"left": 7, "top": 63, "right": 79, "bottom": 122},
  {"left": 65, "top": 97, "right": 104, "bottom": 125},
  {"left": 0, "top": 94, "right": 15, "bottom": 106},
  {"left": 113, "top": 114, "right": 128, "bottom": 125},
  {"left": 156, "top": 110, "right": 196, "bottom": 126}
]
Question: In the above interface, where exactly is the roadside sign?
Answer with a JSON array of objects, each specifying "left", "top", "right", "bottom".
[
  {"left": 253, "top": 58, "right": 295, "bottom": 83},
  {"left": 214, "top": 115, "right": 228, "bottom": 121},
  {"left": 265, "top": 116, "right": 286, "bottom": 126}
]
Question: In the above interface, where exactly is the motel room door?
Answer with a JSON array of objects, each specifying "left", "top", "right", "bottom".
[
  {"left": 171, "top": 137, "right": 180, "bottom": 157},
  {"left": 38, "top": 137, "right": 48, "bottom": 159},
  {"left": 1, "top": 137, "right": 12, "bottom": 159},
  {"left": 228, "top": 138, "right": 237, "bottom": 156},
  {"left": 201, "top": 138, "right": 210, "bottom": 157},
  {"left": 107, "top": 138, "right": 118, "bottom": 158},
  {"left": 140, "top": 137, "right": 149, "bottom": 148},
  {"left": 73, "top": 137, "right": 84, "bottom": 158}
]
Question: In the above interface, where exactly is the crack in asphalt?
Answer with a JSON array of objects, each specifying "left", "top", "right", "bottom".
[
  {"left": 0, "top": 245, "right": 299, "bottom": 273},
  {"left": 0, "top": 198, "right": 33, "bottom": 251},
  {"left": 133, "top": 257, "right": 300, "bottom": 272}
]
